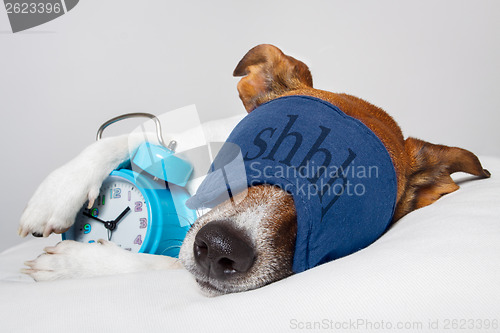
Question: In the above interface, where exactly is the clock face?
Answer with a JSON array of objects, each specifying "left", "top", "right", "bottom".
[{"left": 72, "top": 175, "right": 149, "bottom": 252}]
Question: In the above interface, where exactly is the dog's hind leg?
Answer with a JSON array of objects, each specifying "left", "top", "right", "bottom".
[
  {"left": 393, "top": 137, "right": 490, "bottom": 220},
  {"left": 22, "top": 240, "right": 182, "bottom": 281}
]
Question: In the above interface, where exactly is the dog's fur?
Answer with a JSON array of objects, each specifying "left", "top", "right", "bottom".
[{"left": 19, "top": 45, "right": 490, "bottom": 296}]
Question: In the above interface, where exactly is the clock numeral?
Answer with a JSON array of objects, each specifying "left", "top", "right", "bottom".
[
  {"left": 139, "top": 218, "right": 147, "bottom": 229},
  {"left": 134, "top": 201, "right": 143, "bottom": 212},
  {"left": 134, "top": 235, "right": 142, "bottom": 245},
  {"left": 83, "top": 223, "right": 91, "bottom": 234},
  {"left": 112, "top": 188, "right": 121, "bottom": 199}
]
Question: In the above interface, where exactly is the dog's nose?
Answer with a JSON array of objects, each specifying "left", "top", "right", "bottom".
[{"left": 193, "top": 221, "right": 255, "bottom": 280}]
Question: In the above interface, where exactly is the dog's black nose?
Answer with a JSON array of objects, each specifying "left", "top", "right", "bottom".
[{"left": 193, "top": 221, "right": 255, "bottom": 280}]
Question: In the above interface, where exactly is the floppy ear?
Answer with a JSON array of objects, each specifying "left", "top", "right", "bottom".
[
  {"left": 394, "top": 137, "right": 491, "bottom": 220},
  {"left": 233, "top": 44, "right": 313, "bottom": 112}
]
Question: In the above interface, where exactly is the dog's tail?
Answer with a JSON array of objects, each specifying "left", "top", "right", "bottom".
[{"left": 233, "top": 44, "right": 313, "bottom": 112}]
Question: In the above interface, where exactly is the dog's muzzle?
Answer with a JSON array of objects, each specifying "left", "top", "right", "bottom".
[{"left": 193, "top": 221, "right": 255, "bottom": 280}]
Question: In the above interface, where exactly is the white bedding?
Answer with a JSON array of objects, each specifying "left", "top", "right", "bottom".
[{"left": 1, "top": 157, "right": 499, "bottom": 333}]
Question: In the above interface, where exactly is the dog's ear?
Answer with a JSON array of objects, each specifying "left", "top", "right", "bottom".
[
  {"left": 233, "top": 44, "right": 313, "bottom": 112},
  {"left": 394, "top": 137, "right": 491, "bottom": 220}
]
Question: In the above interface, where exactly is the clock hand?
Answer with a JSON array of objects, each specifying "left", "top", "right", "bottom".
[
  {"left": 107, "top": 207, "right": 131, "bottom": 241},
  {"left": 113, "top": 206, "right": 131, "bottom": 224},
  {"left": 83, "top": 212, "right": 107, "bottom": 224},
  {"left": 82, "top": 212, "right": 116, "bottom": 231},
  {"left": 83, "top": 206, "right": 131, "bottom": 239}
]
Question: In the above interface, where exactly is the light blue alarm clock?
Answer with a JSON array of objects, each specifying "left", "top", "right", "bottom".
[{"left": 63, "top": 113, "right": 196, "bottom": 257}]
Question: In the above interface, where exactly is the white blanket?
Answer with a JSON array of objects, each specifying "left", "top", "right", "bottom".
[{"left": 1, "top": 157, "right": 499, "bottom": 333}]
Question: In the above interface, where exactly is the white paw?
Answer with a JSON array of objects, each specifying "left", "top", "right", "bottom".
[
  {"left": 18, "top": 164, "right": 100, "bottom": 238},
  {"left": 22, "top": 239, "right": 183, "bottom": 281},
  {"left": 18, "top": 136, "right": 134, "bottom": 238},
  {"left": 22, "top": 239, "right": 124, "bottom": 281}
]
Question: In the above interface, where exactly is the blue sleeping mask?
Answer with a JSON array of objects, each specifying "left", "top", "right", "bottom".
[{"left": 187, "top": 95, "right": 397, "bottom": 273}]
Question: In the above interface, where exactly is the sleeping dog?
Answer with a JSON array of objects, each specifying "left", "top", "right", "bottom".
[{"left": 19, "top": 44, "right": 490, "bottom": 296}]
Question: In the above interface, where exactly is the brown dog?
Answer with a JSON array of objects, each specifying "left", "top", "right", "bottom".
[
  {"left": 21, "top": 44, "right": 491, "bottom": 296},
  {"left": 233, "top": 44, "right": 490, "bottom": 221},
  {"left": 178, "top": 44, "right": 491, "bottom": 295}
]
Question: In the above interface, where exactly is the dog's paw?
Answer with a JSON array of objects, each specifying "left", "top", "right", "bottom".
[
  {"left": 22, "top": 240, "right": 123, "bottom": 281},
  {"left": 18, "top": 136, "right": 133, "bottom": 238},
  {"left": 18, "top": 165, "right": 100, "bottom": 238},
  {"left": 22, "top": 239, "right": 182, "bottom": 281}
]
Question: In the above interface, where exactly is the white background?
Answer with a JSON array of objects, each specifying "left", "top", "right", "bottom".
[{"left": 0, "top": 0, "right": 499, "bottom": 251}]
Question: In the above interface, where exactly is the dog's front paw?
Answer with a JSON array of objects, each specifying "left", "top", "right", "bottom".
[
  {"left": 18, "top": 163, "right": 101, "bottom": 238},
  {"left": 22, "top": 240, "right": 120, "bottom": 281},
  {"left": 18, "top": 136, "right": 133, "bottom": 238}
]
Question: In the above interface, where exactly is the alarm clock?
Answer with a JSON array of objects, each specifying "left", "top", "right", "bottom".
[{"left": 63, "top": 113, "right": 197, "bottom": 257}]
